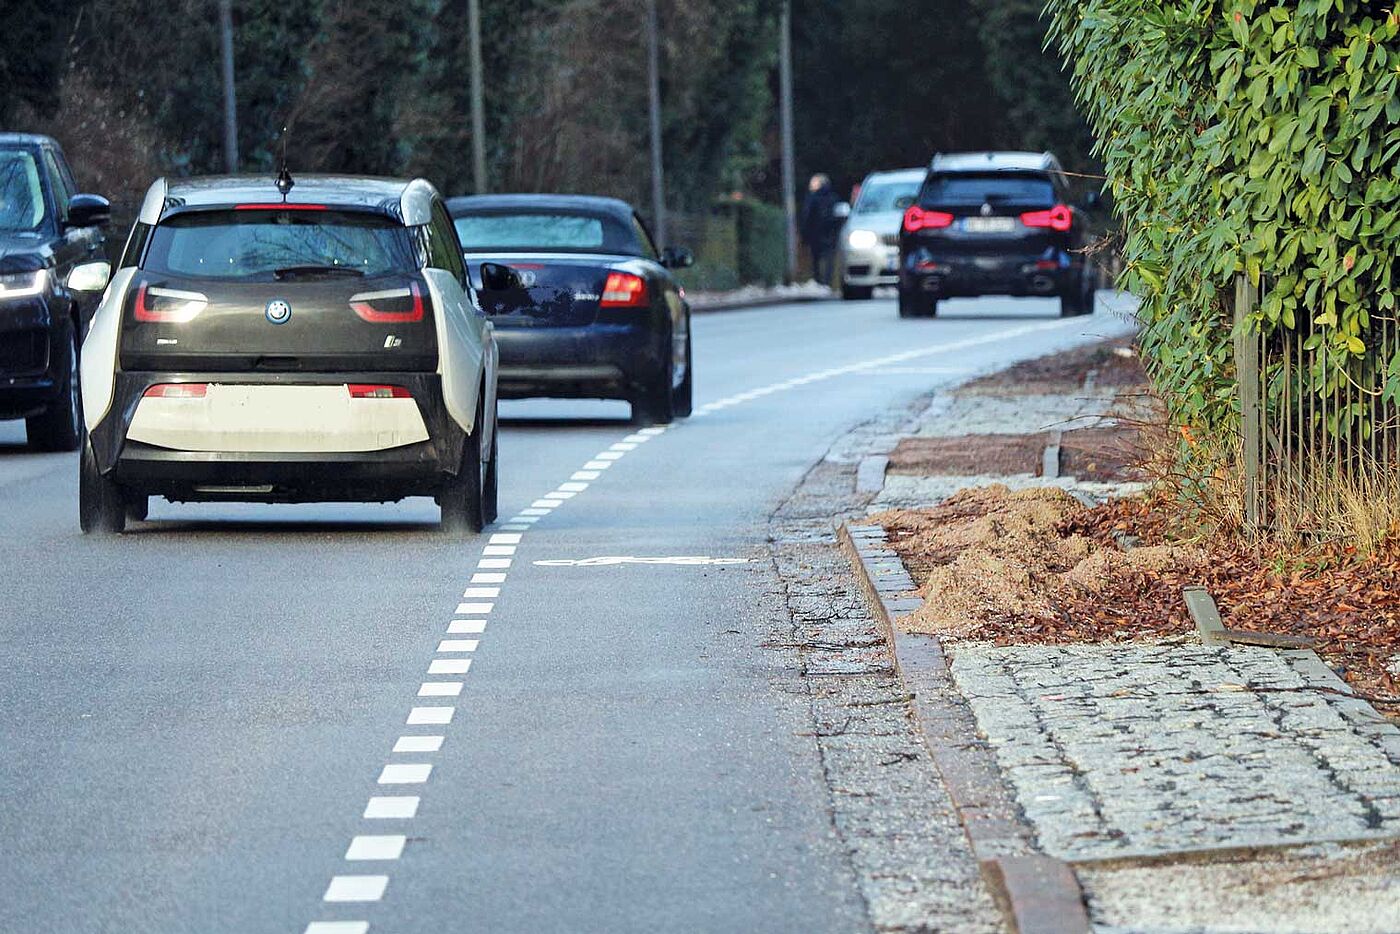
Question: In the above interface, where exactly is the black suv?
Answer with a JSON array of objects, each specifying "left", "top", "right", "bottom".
[
  {"left": 0, "top": 133, "right": 110, "bottom": 450},
  {"left": 897, "top": 151, "right": 1096, "bottom": 319}
]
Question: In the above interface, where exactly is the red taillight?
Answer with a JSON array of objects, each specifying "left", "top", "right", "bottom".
[
  {"left": 346, "top": 384, "right": 411, "bottom": 399},
  {"left": 350, "top": 282, "right": 424, "bottom": 323},
  {"left": 144, "top": 383, "right": 208, "bottom": 399},
  {"left": 234, "top": 203, "right": 329, "bottom": 211},
  {"left": 1020, "top": 204, "right": 1073, "bottom": 232},
  {"left": 601, "top": 272, "right": 648, "bottom": 308},
  {"left": 133, "top": 282, "right": 209, "bottom": 323},
  {"left": 903, "top": 206, "right": 955, "bottom": 232}
]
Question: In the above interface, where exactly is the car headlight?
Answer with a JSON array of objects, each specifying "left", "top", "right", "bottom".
[
  {"left": 0, "top": 269, "right": 49, "bottom": 300},
  {"left": 846, "top": 229, "right": 879, "bottom": 250}
]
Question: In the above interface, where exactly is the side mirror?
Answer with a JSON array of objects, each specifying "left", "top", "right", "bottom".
[
  {"left": 67, "top": 193, "right": 111, "bottom": 229},
  {"left": 67, "top": 261, "right": 111, "bottom": 293},
  {"left": 479, "top": 261, "right": 524, "bottom": 292},
  {"left": 660, "top": 246, "right": 694, "bottom": 269},
  {"left": 832, "top": 201, "right": 852, "bottom": 219}
]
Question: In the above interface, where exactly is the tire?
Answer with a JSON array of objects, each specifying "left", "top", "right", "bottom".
[
  {"left": 841, "top": 283, "right": 874, "bottom": 301},
  {"left": 672, "top": 319, "right": 693, "bottom": 418},
  {"left": 1059, "top": 269, "right": 1093, "bottom": 318},
  {"left": 440, "top": 398, "right": 486, "bottom": 536},
  {"left": 126, "top": 495, "right": 150, "bottom": 523},
  {"left": 897, "top": 287, "right": 920, "bottom": 318},
  {"left": 79, "top": 438, "right": 126, "bottom": 535},
  {"left": 481, "top": 407, "right": 499, "bottom": 526},
  {"left": 631, "top": 340, "right": 676, "bottom": 426},
  {"left": 26, "top": 320, "right": 82, "bottom": 453}
]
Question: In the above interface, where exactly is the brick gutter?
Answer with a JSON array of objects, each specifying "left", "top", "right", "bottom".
[{"left": 839, "top": 522, "right": 1094, "bottom": 934}]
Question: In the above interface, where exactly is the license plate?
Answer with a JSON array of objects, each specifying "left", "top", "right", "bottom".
[{"left": 963, "top": 216, "right": 1016, "bottom": 233}]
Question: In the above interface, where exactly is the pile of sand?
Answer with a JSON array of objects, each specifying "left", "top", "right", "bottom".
[{"left": 871, "top": 485, "right": 1205, "bottom": 638}]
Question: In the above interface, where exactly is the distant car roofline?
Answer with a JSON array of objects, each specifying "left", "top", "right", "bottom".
[{"left": 929, "top": 151, "right": 1063, "bottom": 174}]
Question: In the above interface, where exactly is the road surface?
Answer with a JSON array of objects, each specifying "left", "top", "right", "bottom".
[{"left": 0, "top": 294, "right": 1135, "bottom": 933}]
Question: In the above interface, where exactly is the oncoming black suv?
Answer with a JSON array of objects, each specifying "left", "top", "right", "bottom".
[
  {"left": 0, "top": 133, "right": 110, "bottom": 450},
  {"left": 897, "top": 151, "right": 1097, "bottom": 319}
]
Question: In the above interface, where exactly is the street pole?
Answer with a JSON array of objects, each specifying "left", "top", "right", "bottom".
[
  {"left": 218, "top": 0, "right": 239, "bottom": 173},
  {"left": 468, "top": 0, "right": 487, "bottom": 193},
  {"left": 645, "top": 0, "right": 668, "bottom": 247},
  {"left": 778, "top": 0, "right": 797, "bottom": 283}
]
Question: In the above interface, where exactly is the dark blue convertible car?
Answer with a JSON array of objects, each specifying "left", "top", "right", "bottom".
[{"left": 446, "top": 194, "right": 692, "bottom": 425}]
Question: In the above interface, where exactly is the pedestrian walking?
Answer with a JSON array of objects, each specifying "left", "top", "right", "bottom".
[{"left": 800, "top": 173, "right": 840, "bottom": 287}]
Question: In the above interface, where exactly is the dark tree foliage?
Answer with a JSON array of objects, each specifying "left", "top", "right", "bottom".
[{"left": 0, "top": 0, "right": 71, "bottom": 124}]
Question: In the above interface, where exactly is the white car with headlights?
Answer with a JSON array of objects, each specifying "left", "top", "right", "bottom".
[
  {"left": 835, "top": 168, "right": 925, "bottom": 300},
  {"left": 77, "top": 173, "right": 500, "bottom": 535}
]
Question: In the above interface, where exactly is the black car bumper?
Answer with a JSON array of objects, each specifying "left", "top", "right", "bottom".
[
  {"left": 91, "top": 370, "right": 468, "bottom": 503},
  {"left": 0, "top": 295, "right": 62, "bottom": 419},
  {"left": 900, "top": 250, "right": 1076, "bottom": 300},
  {"left": 493, "top": 323, "right": 663, "bottom": 400}
]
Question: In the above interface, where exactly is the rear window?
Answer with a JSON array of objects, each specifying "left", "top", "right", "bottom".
[
  {"left": 854, "top": 178, "right": 920, "bottom": 215},
  {"left": 453, "top": 212, "right": 635, "bottom": 254},
  {"left": 920, "top": 174, "right": 1055, "bottom": 208},
  {"left": 142, "top": 210, "right": 421, "bottom": 281}
]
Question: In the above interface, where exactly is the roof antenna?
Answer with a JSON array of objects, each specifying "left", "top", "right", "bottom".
[{"left": 275, "top": 126, "right": 294, "bottom": 198}]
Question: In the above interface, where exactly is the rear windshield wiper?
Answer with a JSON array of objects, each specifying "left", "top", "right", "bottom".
[{"left": 273, "top": 265, "right": 366, "bottom": 280}]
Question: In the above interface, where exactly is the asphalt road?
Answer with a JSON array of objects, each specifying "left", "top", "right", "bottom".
[{"left": 0, "top": 293, "right": 1136, "bottom": 934}]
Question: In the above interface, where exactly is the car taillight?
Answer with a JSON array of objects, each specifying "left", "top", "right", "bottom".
[
  {"left": 133, "top": 283, "right": 209, "bottom": 323},
  {"left": 346, "top": 384, "right": 411, "bottom": 399},
  {"left": 1020, "top": 205, "right": 1073, "bottom": 232},
  {"left": 601, "top": 272, "right": 648, "bottom": 308},
  {"left": 144, "top": 383, "right": 208, "bottom": 398},
  {"left": 349, "top": 282, "right": 424, "bottom": 323},
  {"left": 903, "top": 206, "right": 956, "bottom": 232}
]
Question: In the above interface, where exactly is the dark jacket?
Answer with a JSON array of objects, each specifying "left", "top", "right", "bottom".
[{"left": 800, "top": 185, "right": 840, "bottom": 250}]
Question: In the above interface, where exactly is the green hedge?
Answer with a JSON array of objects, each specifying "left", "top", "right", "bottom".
[{"left": 1044, "top": 1, "right": 1400, "bottom": 436}]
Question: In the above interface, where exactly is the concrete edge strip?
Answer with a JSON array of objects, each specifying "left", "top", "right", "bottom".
[{"left": 838, "top": 522, "right": 1094, "bottom": 934}]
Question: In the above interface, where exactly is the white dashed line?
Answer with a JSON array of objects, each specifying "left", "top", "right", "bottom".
[
  {"left": 428, "top": 658, "right": 471, "bottom": 675},
  {"left": 417, "top": 682, "right": 463, "bottom": 697},
  {"left": 583, "top": 460, "right": 612, "bottom": 470},
  {"left": 520, "top": 507, "right": 552, "bottom": 515},
  {"left": 471, "top": 572, "right": 507, "bottom": 584},
  {"left": 323, "top": 875, "right": 388, "bottom": 903},
  {"left": 595, "top": 451, "right": 626, "bottom": 461},
  {"left": 346, "top": 835, "right": 407, "bottom": 861},
  {"left": 447, "top": 619, "right": 487, "bottom": 634},
  {"left": 477, "top": 558, "right": 512, "bottom": 569},
  {"left": 378, "top": 763, "right": 432, "bottom": 785},
  {"left": 364, "top": 796, "right": 419, "bottom": 819},
  {"left": 306, "top": 922, "right": 369, "bottom": 934},
  {"left": 407, "top": 706, "right": 453, "bottom": 725},
  {"left": 455, "top": 601, "right": 494, "bottom": 615},
  {"left": 482, "top": 545, "right": 516, "bottom": 556},
  {"left": 393, "top": 735, "right": 444, "bottom": 753},
  {"left": 437, "top": 639, "right": 479, "bottom": 652},
  {"left": 559, "top": 482, "right": 589, "bottom": 492},
  {"left": 462, "top": 587, "right": 500, "bottom": 598},
  {"left": 571, "top": 471, "right": 601, "bottom": 481},
  {"left": 609, "top": 442, "right": 638, "bottom": 451}
]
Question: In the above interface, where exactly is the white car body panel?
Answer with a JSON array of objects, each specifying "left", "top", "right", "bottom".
[
  {"left": 424, "top": 267, "right": 487, "bottom": 438},
  {"left": 126, "top": 385, "right": 430, "bottom": 453},
  {"left": 79, "top": 267, "right": 135, "bottom": 431}
]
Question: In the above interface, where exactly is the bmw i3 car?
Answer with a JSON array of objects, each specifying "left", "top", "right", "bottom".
[
  {"left": 77, "top": 173, "right": 499, "bottom": 535},
  {"left": 446, "top": 194, "right": 692, "bottom": 425}
]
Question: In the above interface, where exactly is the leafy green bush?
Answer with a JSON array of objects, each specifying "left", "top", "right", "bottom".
[{"left": 1044, "top": 0, "right": 1400, "bottom": 435}]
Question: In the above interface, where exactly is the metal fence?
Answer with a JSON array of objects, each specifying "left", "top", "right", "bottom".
[
  {"left": 1235, "top": 274, "right": 1400, "bottom": 536},
  {"left": 668, "top": 200, "right": 787, "bottom": 292}
]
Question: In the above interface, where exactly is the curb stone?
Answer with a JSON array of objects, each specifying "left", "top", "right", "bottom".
[{"left": 838, "top": 522, "right": 1094, "bottom": 934}]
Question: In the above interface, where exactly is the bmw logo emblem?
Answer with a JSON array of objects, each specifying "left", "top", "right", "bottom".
[{"left": 265, "top": 299, "right": 292, "bottom": 325}]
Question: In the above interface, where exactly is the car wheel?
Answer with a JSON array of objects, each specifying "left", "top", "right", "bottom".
[
  {"left": 126, "top": 495, "right": 150, "bottom": 523},
  {"left": 672, "top": 318, "right": 693, "bottom": 418},
  {"left": 26, "top": 320, "right": 82, "bottom": 453},
  {"left": 481, "top": 407, "right": 499, "bottom": 526},
  {"left": 841, "top": 283, "right": 874, "bottom": 301},
  {"left": 79, "top": 438, "right": 126, "bottom": 535},
  {"left": 632, "top": 338, "right": 676, "bottom": 427},
  {"left": 897, "top": 287, "right": 920, "bottom": 318},
  {"left": 440, "top": 397, "right": 486, "bottom": 536}
]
